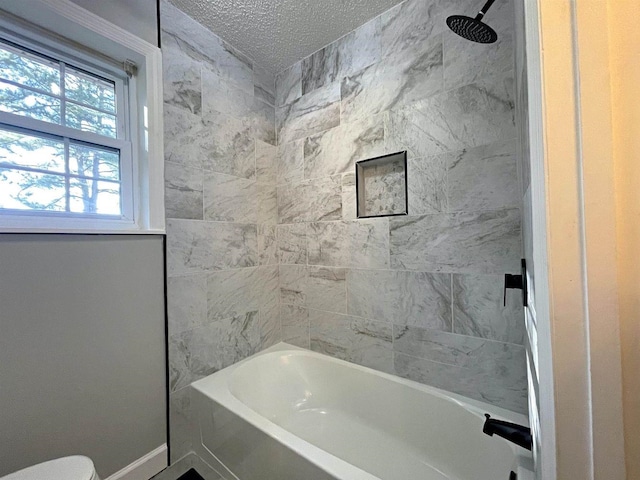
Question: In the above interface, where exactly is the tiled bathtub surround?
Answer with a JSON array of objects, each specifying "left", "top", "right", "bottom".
[
  {"left": 275, "top": 0, "right": 526, "bottom": 413},
  {"left": 162, "top": 0, "right": 279, "bottom": 462}
]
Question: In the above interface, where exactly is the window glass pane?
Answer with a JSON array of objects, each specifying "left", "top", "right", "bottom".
[
  {"left": 69, "top": 143, "right": 120, "bottom": 181},
  {"left": 0, "top": 81, "right": 61, "bottom": 124},
  {"left": 65, "top": 68, "right": 116, "bottom": 113},
  {"left": 66, "top": 103, "right": 117, "bottom": 138},
  {"left": 0, "top": 167, "right": 66, "bottom": 211},
  {"left": 0, "top": 128, "right": 65, "bottom": 172},
  {"left": 0, "top": 43, "right": 60, "bottom": 94},
  {"left": 69, "top": 178, "right": 120, "bottom": 215}
]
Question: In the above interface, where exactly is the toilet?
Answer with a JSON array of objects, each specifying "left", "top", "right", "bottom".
[{"left": 0, "top": 456, "right": 99, "bottom": 480}]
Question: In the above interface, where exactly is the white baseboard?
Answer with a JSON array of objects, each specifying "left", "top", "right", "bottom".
[{"left": 105, "top": 445, "right": 167, "bottom": 480}]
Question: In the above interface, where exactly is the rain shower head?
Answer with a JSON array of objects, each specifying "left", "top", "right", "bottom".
[{"left": 446, "top": 0, "right": 498, "bottom": 44}]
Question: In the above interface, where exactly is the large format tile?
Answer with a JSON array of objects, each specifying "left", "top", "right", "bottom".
[
  {"left": 168, "top": 387, "right": 194, "bottom": 462},
  {"left": 167, "top": 273, "right": 207, "bottom": 335},
  {"left": 310, "top": 311, "right": 393, "bottom": 373},
  {"left": 167, "top": 219, "right": 258, "bottom": 275},
  {"left": 307, "top": 266, "right": 347, "bottom": 313},
  {"left": 277, "top": 176, "right": 342, "bottom": 223},
  {"left": 202, "top": 67, "right": 254, "bottom": 118},
  {"left": 164, "top": 104, "right": 210, "bottom": 170},
  {"left": 341, "top": 35, "right": 443, "bottom": 124},
  {"left": 281, "top": 304, "right": 309, "bottom": 349},
  {"left": 407, "top": 154, "right": 447, "bottom": 215},
  {"left": 253, "top": 63, "right": 275, "bottom": 106},
  {"left": 160, "top": 0, "right": 253, "bottom": 95},
  {"left": 389, "top": 209, "right": 521, "bottom": 274},
  {"left": 302, "top": 18, "right": 381, "bottom": 95},
  {"left": 203, "top": 172, "right": 256, "bottom": 223},
  {"left": 276, "top": 83, "right": 341, "bottom": 145},
  {"left": 393, "top": 352, "right": 527, "bottom": 413},
  {"left": 165, "top": 161, "right": 203, "bottom": 220},
  {"left": 304, "top": 114, "right": 386, "bottom": 180},
  {"left": 207, "top": 266, "right": 278, "bottom": 321},
  {"left": 279, "top": 265, "right": 307, "bottom": 306},
  {"left": 275, "top": 62, "right": 302, "bottom": 107},
  {"left": 393, "top": 325, "right": 527, "bottom": 412},
  {"left": 277, "top": 139, "right": 305, "bottom": 185},
  {"left": 257, "top": 183, "right": 278, "bottom": 225},
  {"left": 347, "top": 269, "right": 451, "bottom": 330},
  {"left": 277, "top": 223, "right": 307, "bottom": 264},
  {"left": 256, "top": 140, "right": 277, "bottom": 184},
  {"left": 204, "top": 110, "right": 255, "bottom": 179},
  {"left": 385, "top": 72, "right": 516, "bottom": 158},
  {"left": 307, "top": 219, "right": 390, "bottom": 269},
  {"left": 259, "top": 299, "right": 281, "bottom": 349},
  {"left": 258, "top": 224, "right": 277, "bottom": 266},
  {"left": 162, "top": 33, "right": 202, "bottom": 115},
  {"left": 452, "top": 274, "right": 525, "bottom": 344},
  {"left": 447, "top": 139, "right": 519, "bottom": 213},
  {"left": 169, "top": 311, "right": 260, "bottom": 391},
  {"left": 252, "top": 97, "right": 277, "bottom": 146}
]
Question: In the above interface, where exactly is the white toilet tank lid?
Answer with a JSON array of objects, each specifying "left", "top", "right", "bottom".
[{"left": 1, "top": 456, "right": 98, "bottom": 480}]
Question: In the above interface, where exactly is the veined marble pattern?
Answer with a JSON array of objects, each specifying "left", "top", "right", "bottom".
[
  {"left": 169, "top": 311, "right": 260, "bottom": 392},
  {"left": 447, "top": 139, "right": 520, "bottom": 213},
  {"left": 393, "top": 352, "right": 526, "bottom": 413},
  {"left": 443, "top": 28, "right": 514, "bottom": 91},
  {"left": 304, "top": 114, "right": 386, "bottom": 180},
  {"left": 347, "top": 269, "right": 451, "bottom": 330},
  {"left": 205, "top": 110, "right": 255, "bottom": 179},
  {"left": 385, "top": 72, "right": 516, "bottom": 158},
  {"left": 202, "top": 67, "right": 254, "bottom": 119},
  {"left": 167, "top": 219, "right": 257, "bottom": 275},
  {"left": 310, "top": 311, "right": 393, "bottom": 374},
  {"left": 164, "top": 104, "right": 211, "bottom": 170},
  {"left": 281, "top": 304, "right": 309, "bottom": 349},
  {"left": 162, "top": 33, "right": 202, "bottom": 115},
  {"left": 257, "top": 183, "right": 278, "bottom": 225},
  {"left": 277, "top": 223, "right": 307, "bottom": 264},
  {"left": 160, "top": 0, "right": 253, "bottom": 95},
  {"left": 252, "top": 97, "right": 277, "bottom": 146},
  {"left": 393, "top": 326, "right": 527, "bottom": 412},
  {"left": 275, "top": 62, "right": 302, "bottom": 107},
  {"left": 207, "top": 266, "right": 278, "bottom": 321},
  {"left": 302, "top": 18, "right": 381, "bottom": 95},
  {"left": 341, "top": 173, "right": 357, "bottom": 220},
  {"left": 279, "top": 265, "right": 307, "bottom": 306},
  {"left": 276, "top": 82, "right": 341, "bottom": 145},
  {"left": 407, "top": 155, "right": 447, "bottom": 215},
  {"left": 378, "top": 0, "right": 445, "bottom": 60},
  {"left": 307, "top": 219, "right": 390, "bottom": 269},
  {"left": 256, "top": 140, "right": 277, "bottom": 184},
  {"left": 277, "top": 176, "right": 342, "bottom": 223},
  {"left": 340, "top": 35, "right": 444, "bottom": 124},
  {"left": 165, "top": 161, "right": 203, "bottom": 220},
  {"left": 359, "top": 157, "right": 406, "bottom": 217},
  {"left": 277, "top": 139, "right": 305, "bottom": 185},
  {"left": 389, "top": 209, "right": 521, "bottom": 274},
  {"left": 453, "top": 274, "right": 525, "bottom": 345},
  {"left": 307, "top": 267, "right": 347, "bottom": 313},
  {"left": 259, "top": 299, "right": 281, "bottom": 349},
  {"left": 253, "top": 64, "right": 275, "bottom": 106},
  {"left": 203, "top": 172, "right": 256, "bottom": 223},
  {"left": 167, "top": 274, "right": 207, "bottom": 336},
  {"left": 258, "top": 224, "right": 277, "bottom": 266},
  {"left": 168, "top": 386, "right": 193, "bottom": 462}
]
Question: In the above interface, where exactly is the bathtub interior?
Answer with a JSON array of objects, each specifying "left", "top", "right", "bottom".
[{"left": 218, "top": 348, "right": 527, "bottom": 480}]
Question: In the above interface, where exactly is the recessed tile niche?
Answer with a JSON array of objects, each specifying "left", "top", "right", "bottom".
[{"left": 356, "top": 151, "right": 408, "bottom": 218}]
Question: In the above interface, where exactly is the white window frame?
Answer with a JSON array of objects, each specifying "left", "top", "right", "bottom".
[{"left": 0, "top": 0, "right": 164, "bottom": 233}]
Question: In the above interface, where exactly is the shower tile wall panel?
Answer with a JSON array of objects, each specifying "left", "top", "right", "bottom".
[
  {"left": 275, "top": 0, "right": 525, "bottom": 413},
  {"left": 161, "top": 0, "right": 279, "bottom": 463}
]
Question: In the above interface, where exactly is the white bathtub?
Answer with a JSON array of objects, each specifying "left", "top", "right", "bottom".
[{"left": 190, "top": 343, "right": 534, "bottom": 480}]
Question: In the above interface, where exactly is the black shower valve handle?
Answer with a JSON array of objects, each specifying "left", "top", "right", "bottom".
[
  {"left": 476, "top": 0, "right": 497, "bottom": 20},
  {"left": 503, "top": 259, "right": 528, "bottom": 307}
]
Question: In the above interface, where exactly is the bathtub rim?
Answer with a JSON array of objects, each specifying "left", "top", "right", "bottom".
[{"left": 191, "top": 342, "right": 534, "bottom": 480}]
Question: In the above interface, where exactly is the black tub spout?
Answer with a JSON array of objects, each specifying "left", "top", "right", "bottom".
[{"left": 483, "top": 414, "right": 532, "bottom": 451}]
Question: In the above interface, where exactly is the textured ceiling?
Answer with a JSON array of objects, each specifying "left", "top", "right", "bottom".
[{"left": 168, "top": 0, "right": 405, "bottom": 74}]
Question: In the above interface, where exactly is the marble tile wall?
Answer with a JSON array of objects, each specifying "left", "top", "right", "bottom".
[
  {"left": 161, "top": 0, "right": 279, "bottom": 463},
  {"left": 274, "top": 0, "right": 526, "bottom": 413}
]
